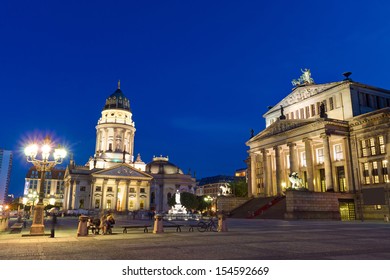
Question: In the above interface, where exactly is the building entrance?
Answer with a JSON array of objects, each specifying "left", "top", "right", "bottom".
[{"left": 339, "top": 199, "right": 356, "bottom": 221}]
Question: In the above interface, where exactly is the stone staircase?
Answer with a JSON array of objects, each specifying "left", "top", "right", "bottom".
[{"left": 229, "top": 196, "right": 286, "bottom": 219}]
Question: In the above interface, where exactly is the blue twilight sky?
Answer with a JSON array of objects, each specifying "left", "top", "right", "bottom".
[{"left": 1, "top": 0, "right": 390, "bottom": 197}]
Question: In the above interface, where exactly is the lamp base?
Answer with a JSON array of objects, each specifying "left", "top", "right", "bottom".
[{"left": 30, "top": 204, "right": 45, "bottom": 235}]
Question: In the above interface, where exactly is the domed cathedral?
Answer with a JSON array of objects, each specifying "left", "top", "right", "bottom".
[
  {"left": 246, "top": 70, "right": 390, "bottom": 220},
  {"left": 146, "top": 156, "right": 196, "bottom": 213},
  {"left": 88, "top": 80, "right": 137, "bottom": 169},
  {"left": 63, "top": 82, "right": 153, "bottom": 212}
]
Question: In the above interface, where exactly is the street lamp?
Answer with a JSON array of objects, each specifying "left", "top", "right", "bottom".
[{"left": 24, "top": 137, "right": 66, "bottom": 235}]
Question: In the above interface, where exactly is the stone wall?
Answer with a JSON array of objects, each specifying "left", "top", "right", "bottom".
[
  {"left": 285, "top": 191, "right": 354, "bottom": 220},
  {"left": 217, "top": 197, "right": 250, "bottom": 213}
]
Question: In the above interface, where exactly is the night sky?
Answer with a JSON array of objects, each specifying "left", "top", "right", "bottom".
[{"left": 1, "top": 1, "right": 390, "bottom": 197}]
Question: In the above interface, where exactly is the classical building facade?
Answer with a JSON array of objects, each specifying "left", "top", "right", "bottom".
[
  {"left": 246, "top": 71, "right": 390, "bottom": 219},
  {"left": 146, "top": 156, "right": 196, "bottom": 213},
  {"left": 23, "top": 167, "right": 65, "bottom": 207},
  {"left": 63, "top": 83, "right": 153, "bottom": 212}
]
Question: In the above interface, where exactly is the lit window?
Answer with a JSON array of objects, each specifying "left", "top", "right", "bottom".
[
  {"left": 107, "top": 187, "right": 113, "bottom": 192},
  {"left": 329, "top": 97, "right": 334, "bottom": 110},
  {"left": 95, "top": 199, "right": 100, "bottom": 208},
  {"left": 363, "top": 163, "right": 370, "bottom": 184},
  {"left": 316, "top": 148, "right": 324, "bottom": 164},
  {"left": 369, "top": 138, "right": 376, "bottom": 155},
  {"left": 334, "top": 144, "right": 343, "bottom": 161},
  {"left": 375, "top": 205, "right": 382, "bottom": 210},
  {"left": 311, "top": 104, "right": 316, "bottom": 117},
  {"left": 95, "top": 186, "right": 101, "bottom": 192},
  {"left": 379, "top": 136, "right": 385, "bottom": 154},
  {"left": 372, "top": 161, "right": 379, "bottom": 183},
  {"left": 383, "top": 160, "right": 389, "bottom": 183},
  {"left": 106, "top": 199, "right": 111, "bottom": 209},
  {"left": 305, "top": 106, "right": 310, "bottom": 119},
  {"left": 361, "top": 140, "right": 368, "bottom": 157}
]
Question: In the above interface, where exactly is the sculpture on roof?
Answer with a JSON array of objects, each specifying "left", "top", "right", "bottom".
[{"left": 292, "top": 69, "right": 315, "bottom": 87}]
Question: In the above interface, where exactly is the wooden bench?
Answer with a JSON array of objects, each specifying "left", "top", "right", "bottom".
[
  {"left": 10, "top": 223, "right": 23, "bottom": 233},
  {"left": 164, "top": 224, "right": 184, "bottom": 232},
  {"left": 121, "top": 225, "right": 150, "bottom": 233}
]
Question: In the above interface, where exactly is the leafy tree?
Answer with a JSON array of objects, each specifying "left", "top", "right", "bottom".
[
  {"left": 196, "top": 196, "right": 209, "bottom": 212},
  {"left": 168, "top": 192, "right": 199, "bottom": 211},
  {"left": 230, "top": 179, "right": 248, "bottom": 197}
]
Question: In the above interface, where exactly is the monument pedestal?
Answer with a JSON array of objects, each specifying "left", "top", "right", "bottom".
[{"left": 30, "top": 204, "right": 45, "bottom": 235}]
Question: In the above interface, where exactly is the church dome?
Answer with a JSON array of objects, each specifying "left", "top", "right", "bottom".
[
  {"left": 103, "top": 81, "right": 131, "bottom": 111},
  {"left": 146, "top": 156, "right": 184, "bottom": 175}
]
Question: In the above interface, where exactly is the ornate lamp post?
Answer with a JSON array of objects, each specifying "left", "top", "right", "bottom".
[{"left": 24, "top": 137, "right": 66, "bottom": 235}]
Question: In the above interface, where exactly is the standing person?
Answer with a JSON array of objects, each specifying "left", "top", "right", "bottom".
[{"left": 100, "top": 214, "right": 107, "bottom": 235}]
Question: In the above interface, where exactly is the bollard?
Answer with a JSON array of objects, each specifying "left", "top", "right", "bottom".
[
  {"left": 77, "top": 215, "right": 89, "bottom": 237},
  {"left": 50, "top": 228, "right": 55, "bottom": 238},
  {"left": 384, "top": 215, "right": 389, "bottom": 223},
  {"left": 153, "top": 214, "right": 164, "bottom": 234},
  {"left": 217, "top": 213, "right": 228, "bottom": 232}
]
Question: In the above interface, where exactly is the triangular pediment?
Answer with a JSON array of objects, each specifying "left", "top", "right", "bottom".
[
  {"left": 265, "top": 81, "right": 345, "bottom": 117},
  {"left": 92, "top": 163, "right": 153, "bottom": 179},
  {"left": 248, "top": 119, "right": 317, "bottom": 143}
]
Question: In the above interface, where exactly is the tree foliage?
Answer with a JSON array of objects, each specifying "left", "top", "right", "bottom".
[
  {"left": 167, "top": 192, "right": 199, "bottom": 211},
  {"left": 230, "top": 179, "right": 248, "bottom": 197}
]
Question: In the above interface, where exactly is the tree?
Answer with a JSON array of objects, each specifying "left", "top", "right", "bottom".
[
  {"left": 230, "top": 179, "right": 248, "bottom": 197},
  {"left": 168, "top": 192, "right": 199, "bottom": 211}
]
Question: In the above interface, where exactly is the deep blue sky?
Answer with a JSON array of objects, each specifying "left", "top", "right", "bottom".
[{"left": 1, "top": 1, "right": 390, "bottom": 197}]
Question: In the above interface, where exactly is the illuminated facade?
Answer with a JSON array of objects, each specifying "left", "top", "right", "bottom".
[
  {"left": 23, "top": 167, "right": 65, "bottom": 207},
  {"left": 0, "top": 149, "right": 13, "bottom": 205},
  {"left": 63, "top": 83, "right": 153, "bottom": 211},
  {"left": 146, "top": 156, "right": 196, "bottom": 213},
  {"left": 246, "top": 71, "right": 390, "bottom": 219}
]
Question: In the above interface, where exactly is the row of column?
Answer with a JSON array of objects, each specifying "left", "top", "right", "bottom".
[
  {"left": 249, "top": 134, "right": 352, "bottom": 197},
  {"left": 95, "top": 127, "right": 135, "bottom": 155}
]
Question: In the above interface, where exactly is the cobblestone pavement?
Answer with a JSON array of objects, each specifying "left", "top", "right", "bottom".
[{"left": 1, "top": 217, "right": 390, "bottom": 260}]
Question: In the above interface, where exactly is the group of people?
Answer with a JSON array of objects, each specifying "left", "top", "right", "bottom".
[{"left": 87, "top": 213, "right": 115, "bottom": 235}]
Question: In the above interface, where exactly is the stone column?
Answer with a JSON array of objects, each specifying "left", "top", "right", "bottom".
[
  {"left": 114, "top": 179, "right": 120, "bottom": 211},
  {"left": 95, "top": 129, "right": 100, "bottom": 153},
  {"left": 71, "top": 180, "right": 77, "bottom": 209},
  {"left": 287, "top": 142, "right": 297, "bottom": 174},
  {"left": 113, "top": 128, "right": 118, "bottom": 151},
  {"left": 267, "top": 154, "right": 273, "bottom": 196},
  {"left": 322, "top": 133, "right": 334, "bottom": 191},
  {"left": 343, "top": 137, "right": 353, "bottom": 192},
  {"left": 159, "top": 184, "right": 164, "bottom": 212},
  {"left": 89, "top": 180, "right": 94, "bottom": 209},
  {"left": 303, "top": 138, "right": 315, "bottom": 191},
  {"left": 63, "top": 182, "right": 69, "bottom": 210},
  {"left": 273, "top": 146, "right": 283, "bottom": 195},
  {"left": 261, "top": 149, "right": 269, "bottom": 197},
  {"left": 125, "top": 180, "right": 130, "bottom": 212},
  {"left": 102, "top": 179, "right": 107, "bottom": 209},
  {"left": 250, "top": 153, "right": 257, "bottom": 197}
]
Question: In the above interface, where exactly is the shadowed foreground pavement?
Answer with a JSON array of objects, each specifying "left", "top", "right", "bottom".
[{"left": 1, "top": 217, "right": 390, "bottom": 260}]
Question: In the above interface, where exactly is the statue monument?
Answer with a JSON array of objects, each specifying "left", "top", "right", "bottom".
[{"left": 169, "top": 190, "right": 187, "bottom": 215}]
